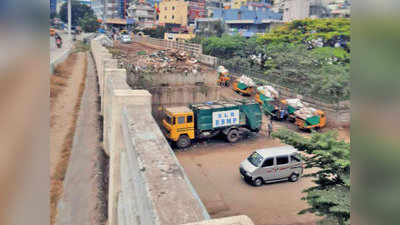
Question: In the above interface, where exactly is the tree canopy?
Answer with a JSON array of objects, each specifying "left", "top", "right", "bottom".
[
  {"left": 59, "top": 1, "right": 95, "bottom": 26},
  {"left": 272, "top": 129, "right": 350, "bottom": 225},
  {"left": 258, "top": 18, "right": 350, "bottom": 51}
]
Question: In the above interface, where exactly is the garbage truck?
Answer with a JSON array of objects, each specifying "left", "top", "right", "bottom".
[
  {"left": 232, "top": 75, "right": 256, "bottom": 96},
  {"left": 216, "top": 66, "right": 231, "bottom": 87},
  {"left": 294, "top": 107, "right": 326, "bottom": 130},
  {"left": 162, "top": 99, "right": 262, "bottom": 148}
]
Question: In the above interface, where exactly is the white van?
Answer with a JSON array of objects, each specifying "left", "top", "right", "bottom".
[{"left": 239, "top": 145, "right": 304, "bottom": 186}]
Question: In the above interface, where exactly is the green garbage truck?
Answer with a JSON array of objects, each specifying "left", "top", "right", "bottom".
[{"left": 162, "top": 99, "right": 262, "bottom": 148}]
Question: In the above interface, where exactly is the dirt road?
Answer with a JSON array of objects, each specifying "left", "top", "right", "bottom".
[{"left": 176, "top": 135, "right": 320, "bottom": 225}]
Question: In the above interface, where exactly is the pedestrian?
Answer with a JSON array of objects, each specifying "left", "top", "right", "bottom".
[{"left": 267, "top": 120, "right": 273, "bottom": 137}]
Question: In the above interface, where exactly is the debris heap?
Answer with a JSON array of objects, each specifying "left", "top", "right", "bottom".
[
  {"left": 238, "top": 75, "right": 255, "bottom": 87},
  {"left": 257, "top": 85, "right": 279, "bottom": 99},
  {"left": 118, "top": 49, "right": 203, "bottom": 74},
  {"left": 294, "top": 107, "right": 318, "bottom": 119}
]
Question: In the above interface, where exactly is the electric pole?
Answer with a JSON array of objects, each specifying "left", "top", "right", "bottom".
[{"left": 68, "top": 0, "right": 72, "bottom": 36}]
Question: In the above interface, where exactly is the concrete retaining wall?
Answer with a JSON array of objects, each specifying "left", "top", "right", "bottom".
[{"left": 90, "top": 35, "right": 255, "bottom": 225}]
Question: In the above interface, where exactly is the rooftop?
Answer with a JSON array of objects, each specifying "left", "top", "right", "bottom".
[
  {"left": 256, "top": 145, "right": 298, "bottom": 158},
  {"left": 166, "top": 106, "right": 193, "bottom": 114}
]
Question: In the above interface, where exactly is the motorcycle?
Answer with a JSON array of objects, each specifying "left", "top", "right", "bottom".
[{"left": 56, "top": 38, "right": 62, "bottom": 48}]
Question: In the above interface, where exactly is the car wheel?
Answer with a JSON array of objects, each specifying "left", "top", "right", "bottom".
[
  {"left": 253, "top": 178, "right": 263, "bottom": 186},
  {"left": 289, "top": 173, "right": 299, "bottom": 182},
  {"left": 177, "top": 135, "right": 191, "bottom": 149}
]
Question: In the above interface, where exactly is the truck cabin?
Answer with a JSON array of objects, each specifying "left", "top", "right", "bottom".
[{"left": 162, "top": 106, "right": 195, "bottom": 142}]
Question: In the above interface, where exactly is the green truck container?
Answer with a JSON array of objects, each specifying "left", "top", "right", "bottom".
[
  {"left": 162, "top": 99, "right": 262, "bottom": 148},
  {"left": 190, "top": 99, "right": 261, "bottom": 133}
]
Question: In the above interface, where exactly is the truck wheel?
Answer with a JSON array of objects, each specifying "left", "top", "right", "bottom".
[
  {"left": 226, "top": 129, "right": 240, "bottom": 143},
  {"left": 177, "top": 135, "right": 191, "bottom": 149},
  {"left": 289, "top": 173, "right": 299, "bottom": 182},
  {"left": 253, "top": 178, "right": 263, "bottom": 186}
]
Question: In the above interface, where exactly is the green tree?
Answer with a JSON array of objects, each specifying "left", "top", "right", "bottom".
[
  {"left": 258, "top": 18, "right": 350, "bottom": 51},
  {"left": 263, "top": 43, "right": 350, "bottom": 102},
  {"left": 201, "top": 34, "right": 246, "bottom": 59},
  {"left": 79, "top": 13, "right": 100, "bottom": 32},
  {"left": 59, "top": 1, "right": 95, "bottom": 26},
  {"left": 271, "top": 129, "right": 350, "bottom": 225}
]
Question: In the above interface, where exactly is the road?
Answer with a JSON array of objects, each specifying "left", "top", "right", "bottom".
[{"left": 50, "top": 31, "right": 72, "bottom": 64}]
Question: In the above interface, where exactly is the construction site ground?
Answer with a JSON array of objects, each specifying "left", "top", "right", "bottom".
[{"left": 114, "top": 41, "right": 350, "bottom": 225}]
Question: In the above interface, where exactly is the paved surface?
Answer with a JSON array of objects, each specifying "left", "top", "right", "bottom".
[
  {"left": 175, "top": 136, "right": 320, "bottom": 225},
  {"left": 56, "top": 53, "right": 100, "bottom": 225},
  {"left": 50, "top": 31, "right": 73, "bottom": 64}
]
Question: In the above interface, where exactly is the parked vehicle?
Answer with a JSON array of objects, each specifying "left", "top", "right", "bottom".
[
  {"left": 239, "top": 145, "right": 304, "bottom": 186},
  {"left": 162, "top": 100, "right": 262, "bottom": 148},
  {"left": 294, "top": 107, "right": 326, "bottom": 130},
  {"left": 120, "top": 35, "right": 132, "bottom": 44},
  {"left": 216, "top": 66, "right": 231, "bottom": 87},
  {"left": 232, "top": 80, "right": 255, "bottom": 96}
]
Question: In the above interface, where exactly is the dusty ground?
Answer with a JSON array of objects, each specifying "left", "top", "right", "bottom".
[
  {"left": 176, "top": 135, "right": 320, "bottom": 225},
  {"left": 50, "top": 52, "right": 87, "bottom": 174},
  {"left": 50, "top": 52, "right": 87, "bottom": 225},
  {"left": 55, "top": 53, "right": 106, "bottom": 225}
]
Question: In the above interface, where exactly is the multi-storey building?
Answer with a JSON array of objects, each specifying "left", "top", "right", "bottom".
[
  {"left": 188, "top": 0, "right": 207, "bottom": 24},
  {"left": 127, "top": 0, "right": 157, "bottom": 28},
  {"left": 50, "top": 0, "right": 57, "bottom": 15},
  {"left": 158, "top": 0, "right": 189, "bottom": 26},
  {"left": 212, "top": 3, "right": 282, "bottom": 37}
]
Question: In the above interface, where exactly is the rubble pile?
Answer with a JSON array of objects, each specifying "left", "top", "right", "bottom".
[
  {"left": 118, "top": 49, "right": 204, "bottom": 74},
  {"left": 238, "top": 75, "right": 255, "bottom": 87},
  {"left": 286, "top": 98, "right": 306, "bottom": 109},
  {"left": 294, "top": 107, "right": 318, "bottom": 119},
  {"left": 257, "top": 85, "right": 279, "bottom": 99}
]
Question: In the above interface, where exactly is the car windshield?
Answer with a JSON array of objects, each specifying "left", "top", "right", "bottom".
[{"left": 248, "top": 152, "right": 264, "bottom": 167}]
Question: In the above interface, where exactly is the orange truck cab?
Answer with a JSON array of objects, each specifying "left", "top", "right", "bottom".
[
  {"left": 232, "top": 80, "right": 254, "bottom": 96},
  {"left": 217, "top": 72, "right": 231, "bottom": 87}
]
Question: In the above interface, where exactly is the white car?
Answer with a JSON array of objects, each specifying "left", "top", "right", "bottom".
[
  {"left": 121, "top": 35, "right": 132, "bottom": 44},
  {"left": 240, "top": 145, "right": 304, "bottom": 186}
]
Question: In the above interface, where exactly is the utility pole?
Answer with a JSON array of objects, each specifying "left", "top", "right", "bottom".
[{"left": 68, "top": 0, "right": 72, "bottom": 36}]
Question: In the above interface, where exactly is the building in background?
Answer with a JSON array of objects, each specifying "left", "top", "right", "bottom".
[
  {"left": 158, "top": 0, "right": 189, "bottom": 26},
  {"left": 281, "top": 0, "right": 310, "bottom": 21},
  {"left": 272, "top": 0, "right": 349, "bottom": 21},
  {"left": 92, "top": 0, "right": 106, "bottom": 19},
  {"left": 104, "top": 0, "right": 128, "bottom": 19},
  {"left": 326, "top": 0, "right": 350, "bottom": 17},
  {"left": 212, "top": 3, "right": 282, "bottom": 37},
  {"left": 206, "top": 0, "right": 223, "bottom": 17},
  {"left": 127, "top": 0, "right": 157, "bottom": 29},
  {"left": 50, "top": 0, "right": 57, "bottom": 15},
  {"left": 188, "top": 0, "right": 207, "bottom": 25}
]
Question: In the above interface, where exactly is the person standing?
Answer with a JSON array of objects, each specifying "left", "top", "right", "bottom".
[{"left": 267, "top": 119, "right": 273, "bottom": 137}]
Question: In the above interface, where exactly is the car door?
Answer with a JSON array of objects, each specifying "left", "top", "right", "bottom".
[
  {"left": 275, "top": 155, "right": 291, "bottom": 179},
  {"left": 258, "top": 157, "right": 275, "bottom": 181}
]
